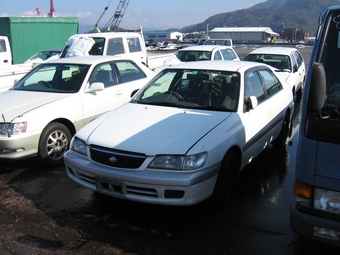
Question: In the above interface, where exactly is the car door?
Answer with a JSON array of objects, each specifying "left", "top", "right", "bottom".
[
  {"left": 258, "top": 68, "right": 286, "bottom": 128},
  {"left": 241, "top": 69, "right": 271, "bottom": 160},
  {"left": 292, "top": 50, "right": 305, "bottom": 89},
  {"left": 80, "top": 60, "right": 147, "bottom": 126}
]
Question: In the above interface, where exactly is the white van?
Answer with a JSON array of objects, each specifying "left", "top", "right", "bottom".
[
  {"left": 0, "top": 36, "right": 12, "bottom": 65},
  {"left": 61, "top": 32, "right": 147, "bottom": 65}
]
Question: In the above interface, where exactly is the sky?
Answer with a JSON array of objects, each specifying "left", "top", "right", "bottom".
[{"left": 1, "top": 0, "right": 266, "bottom": 32}]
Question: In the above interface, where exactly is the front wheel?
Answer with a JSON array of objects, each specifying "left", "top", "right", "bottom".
[
  {"left": 38, "top": 122, "right": 71, "bottom": 166},
  {"left": 209, "top": 151, "right": 239, "bottom": 207}
]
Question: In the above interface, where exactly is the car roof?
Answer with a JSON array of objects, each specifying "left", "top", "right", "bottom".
[
  {"left": 248, "top": 47, "right": 298, "bottom": 55},
  {"left": 81, "top": 32, "right": 141, "bottom": 39},
  {"left": 43, "top": 55, "right": 137, "bottom": 65},
  {"left": 179, "top": 45, "right": 234, "bottom": 51},
  {"left": 163, "top": 60, "right": 266, "bottom": 72}
]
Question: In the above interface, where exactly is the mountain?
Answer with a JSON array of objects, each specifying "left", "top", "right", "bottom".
[{"left": 180, "top": 0, "right": 340, "bottom": 35}]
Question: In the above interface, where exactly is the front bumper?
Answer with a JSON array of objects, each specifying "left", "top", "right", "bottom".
[
  {"left": 290, "top": 202, "right": 340, "bottom": 247},
  {"left": 64, "top": 150, "right": 220, "bottom": 206},
  {"left": 0, "top": 131, "right": 40, "bottom": 160}
]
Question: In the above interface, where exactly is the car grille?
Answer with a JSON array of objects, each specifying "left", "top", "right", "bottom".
[{"left": 90, "top": 145, "right": 146, "bottom": 169}]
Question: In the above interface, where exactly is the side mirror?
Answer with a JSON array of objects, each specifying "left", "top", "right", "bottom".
[
  {"left": 245, "top": 96, "right": 258, "bottom": 111},
  {"left": 293, "top": 64, "right": 298, "bottom": 73},
  {"left": 307, "top": 62, "right": 326, "bottom": 114},
  {"left": 86, "top": 82, "right": 104, "bottom": 93},
  {"left": 249, "top": 96, "right": 258, "bottom": 109}
]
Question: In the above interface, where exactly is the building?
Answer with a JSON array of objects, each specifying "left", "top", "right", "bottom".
[
  {"left": 280, "top": 28, "right": 309, "bottom": 43},
  {"left": 143, "top": 31, "right": 183, "bottom": 43},
  {"left": 209, "top": 27, "right": 279, "bottom": 43}
]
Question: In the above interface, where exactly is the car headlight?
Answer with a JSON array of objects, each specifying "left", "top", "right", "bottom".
[
  {"left": 70, "top": 137, "right": 87, "bottom": 156},
  {"left": 314, "top": 188, "right": 340, "bottom": 215},
  {"left": 149, "top": 152, "right": 207, "bottom": 170},
  {"left": 0, "top": 122, "right": 27, "bottom": 135}
]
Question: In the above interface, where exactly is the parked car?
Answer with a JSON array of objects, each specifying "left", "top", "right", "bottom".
[
  {"left": 204, "top": 39, "right": 233, "bottom": 47},
  {"left": 158, "top": 41, "right": 178, "bottom": 50},
  {"left": 64, "top": 60, "right": 294, "bottom": 206},
  {"left": 244, "top": 47, "right": 305, "bottom": 97},
  {"left": 0, "top": 56, "right": 155, "bottom": 166},
  {"left": 157, "top": 45, "right": 240, "bottom": 72},
  {"left": 25, "top": 47, "right": 64, "bottom": 64}
]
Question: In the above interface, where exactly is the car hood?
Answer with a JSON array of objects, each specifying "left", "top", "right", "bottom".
[
  {"left": 162, "top": 55, "right": 181, "bottom": 67},
  {"left": 0, "top": 90, "right": 70, "bottom": 121},
  {"left": 85, "top": 103, "right": 231, "bottom": 155}
]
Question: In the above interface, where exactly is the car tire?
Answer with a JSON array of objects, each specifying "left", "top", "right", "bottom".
[
  {"left": 273, "top": 112, "right": 291, "bottom": 150},
  {"left": 38, "top": 122, "right": 71, "bottom": 166},
  {"left": 209, "top": 151, "right": 239, "bottom": 207}
]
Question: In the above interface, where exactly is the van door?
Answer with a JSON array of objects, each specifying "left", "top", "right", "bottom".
[
  {"left": 125, "top": 37, "right": 146, "bottom": 64},
  {"left": 0, "top": 37, "right": 12, "bottom": 65}
]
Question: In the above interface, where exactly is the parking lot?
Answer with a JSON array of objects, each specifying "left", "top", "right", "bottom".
[{"left": 1, "top": 45, "right": 340, "bottom": 255}]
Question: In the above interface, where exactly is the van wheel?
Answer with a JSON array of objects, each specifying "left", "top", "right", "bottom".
[
  {"left": 210, "top": 151, "right": 239, "bottom": 207},
  {"left": 273, "top": 112, "right": 291, "bottom": 149},
  {"left": 38, "top": 122, "right": 71, "bottom": 166}
]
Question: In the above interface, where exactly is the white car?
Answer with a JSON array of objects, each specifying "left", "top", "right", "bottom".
[
  {"left": 0, "top": 56, "right": 155, "bottom": 166},
  {"left": 244, "top": 47, "right": 305, "bottom": 97},
  {"left": 157, "top": 45, "right": 240, "bottom": 71},
  {"left": 64, "top": 61, "right": 294, "bottom": 206},
  {"left": 25, "top": 47, "right": 64, "bottom": 64}
]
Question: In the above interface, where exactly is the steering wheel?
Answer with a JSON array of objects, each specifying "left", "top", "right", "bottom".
[
  {"left": 164, "top": 91, "right": 184, "bottom": 101},
  {"left": 38, "top": 80, "right": 53, "bottom": 89}
]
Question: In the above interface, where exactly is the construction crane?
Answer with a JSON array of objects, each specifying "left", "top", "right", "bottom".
[
  {"left": 25, "top": 8, "right": 47, "bottom": 17},
  {"left": 24, "top": 0, "right": 55, "bottom": 17},
  {"left": 94, "top": 0, "right": 130, "bottom": 32},
  {"left": 47, "top": 0, "right": 55, "bottom": 17}
]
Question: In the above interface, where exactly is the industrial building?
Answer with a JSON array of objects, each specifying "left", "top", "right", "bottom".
[
  {"left": 209, "top": 27, "right": 279, "bottom": 43},
  {"left": 143, "top": 31, "right": 183, "bottom": 43},
  {"left": 280, "top": 28, "right": 310, "bottom": 43}
]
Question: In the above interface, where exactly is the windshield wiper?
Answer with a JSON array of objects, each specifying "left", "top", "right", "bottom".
[
  {"left": 192, "top": 105, "right": 232, "bottom": 111},
  {"left": 149, "top": 102, "right": 183, "bottom": 107},
  {"left": 275, "top": 69, "right": 291, "bottom": 73}
]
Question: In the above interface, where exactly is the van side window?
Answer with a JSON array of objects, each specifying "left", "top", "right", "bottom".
[
  {"left": 0, "top": 40, "right": 6, "bottom": 52},
  {"left": 107, "top": 38, "right": 124, "bottom": 55},
  {"left": 127, "top": 38, "right": 142, "bottom": 53},
  {"left": 89, "top": 38, "right": 105, "bottom": 55}
]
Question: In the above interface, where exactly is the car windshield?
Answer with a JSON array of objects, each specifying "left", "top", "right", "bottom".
[
  {"left": 176, "top": 51, "right": 212, "bottom": 61},
  {"left": 245, "top": 54, "right": 291, "bottom": 70},
  {"left": 12, "top": 63, "right": 90, "bottom": 93},
  {"left": 132, "top": 68, "right": 240, "bottom": 111},
  {"left": 28, "top": 50, "right": 62, "bottom": 61}
]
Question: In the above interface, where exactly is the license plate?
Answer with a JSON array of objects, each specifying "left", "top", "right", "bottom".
[{"left": 95, "top": 178, "right": 123, "bottom": 194}]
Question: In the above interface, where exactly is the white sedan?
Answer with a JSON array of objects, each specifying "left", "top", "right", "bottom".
[
  {"left": 244, "top": 47, "right": 306, "bottom": 97},
  {"left": 64, "top": 61, "right": 294, "bottom": 206},
  {"left": 0, "top": 56, "right": 155, "bottom": 166},
  {"left": 156, "top": 45, "right": 240, "bottom": 71}
]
